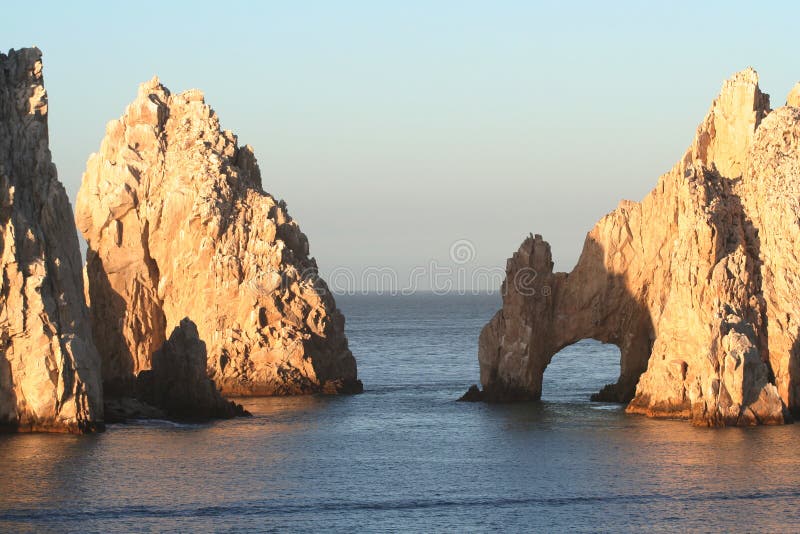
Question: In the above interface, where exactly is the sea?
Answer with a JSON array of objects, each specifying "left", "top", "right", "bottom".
[{"left": 2, "top": 293, "right": 800, "bottom": 532}]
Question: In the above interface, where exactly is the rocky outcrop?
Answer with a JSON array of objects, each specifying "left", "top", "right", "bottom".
[
  {"left": 457, "top": 385, "right": 484, "bottom": 402},
  {"left": 77, "top": 78, "right": 361, "bottom": 398},
  {"left": 736, "top": 105, "right": 800, "bottom": 417},
  {"left": 476, "top": 68, "right": 800, "bottom": 426},
  {"left": 135, "top": 319, "right": 248, "bottom": 420},
  {"left": 105, "top": 319, "right": 248, "bottom": 423},
  {"left": 0, "top": 48, "right": 103, "bottom": 432}
]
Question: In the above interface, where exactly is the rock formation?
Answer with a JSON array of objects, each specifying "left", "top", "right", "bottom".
[
  {"left": 77, "top": 78, "right": 361, "bottom": 399},
  {"left": 135, "top": 318, "right": 248, "bottom": 420},
  {"left": 787, "top": 82, "right": 800, "bottom": 108},
  {"left": 476, "top": 68, "right": 800, "bottom": 426},
  {"left": 0, "top": 48, "right": 103, "bottom": 432},
  {"left": 105, "top": 319, "right": 248, "bottom": 423}
]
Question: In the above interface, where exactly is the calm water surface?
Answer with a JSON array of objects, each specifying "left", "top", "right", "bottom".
[{"left": 1, "top": 294, "right": 799, "bottom": 532}]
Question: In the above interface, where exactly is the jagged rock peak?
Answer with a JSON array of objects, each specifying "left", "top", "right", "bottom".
[
  {"left": 77, "top": 76, "right": 361, "bottom": 399},
  {"left": 0, "top": 47, "right": 103, "bottom": 432},
  {"left": 475, "top": 69, "right": 800, "bottom": 427},
  {"left": 688, "top": 67, "right": 770, "bottom": 179},
  {"left": 787, "top": 82, "right": 800, "bottom": 107}
]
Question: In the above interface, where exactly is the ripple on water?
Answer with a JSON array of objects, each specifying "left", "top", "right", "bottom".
[{"left": 1, "top": 295, "right": 799, "bottom": 532}]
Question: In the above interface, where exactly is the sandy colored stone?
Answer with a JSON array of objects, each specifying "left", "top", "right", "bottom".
[
  {"left": 0, "top": 48, "right": 103, "bottom": 432},
  {"left": 736, "top": 105, "right": 800, "bottom": 417},
  {"left": 77, "top": 78, "right": 360, "bottom": 397},
  {"left": 478, "top": 68, "right": 797, "bottom": 426},
  {"left": 787, "top": 83, "right": 800, "bottom": 107}
]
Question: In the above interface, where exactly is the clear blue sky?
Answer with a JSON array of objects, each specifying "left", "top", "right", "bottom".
[{"left": 6, "top": 1, "right": 800, "bottom": 290}]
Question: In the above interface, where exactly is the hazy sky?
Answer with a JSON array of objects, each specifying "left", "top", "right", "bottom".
[{"left": 6, "top": 1, "right": 800, "bottom": 290}]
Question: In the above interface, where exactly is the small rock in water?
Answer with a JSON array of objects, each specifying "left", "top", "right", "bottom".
[{"left": 458, "top": 385, "right": 484, "bottom": 402}]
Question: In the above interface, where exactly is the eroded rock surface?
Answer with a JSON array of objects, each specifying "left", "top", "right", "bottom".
[
  {"left": 0, "top": 48, "right": 103, "bottom": 432},
  {"left": 77, "top": 78, "right": 360, "bottom": 398},
  {"left": 477, "top": 68, "right": 800, "bottom": 426}
]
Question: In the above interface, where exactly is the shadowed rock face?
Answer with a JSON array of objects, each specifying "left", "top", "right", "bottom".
[
  {"left": 0, "top": 48, "right": 103, "bottom": 433},
  {"left": 479, "top": 69, "right": 800, "bottom": 427},
  {"left": 77, "top": 78, "right": 361, "bottom": 398},
  {"left": 135, "top": 318, "right": 248, "bottom": 420}
]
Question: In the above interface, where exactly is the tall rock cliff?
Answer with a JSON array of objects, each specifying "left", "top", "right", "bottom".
[
  {"left": 76, "top": 78, "right": 360, "bottom": 397},
  {"left": 0, "top": 48, "right": 103, "bottom": 432},
  {"left": 477, "top": 68, "right": 800, "bottom": 426}
]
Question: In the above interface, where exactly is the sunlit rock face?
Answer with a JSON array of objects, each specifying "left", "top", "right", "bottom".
[
  {"left": 77, "top": 77, "right": 360, "bottom": 398},
  {"left": 0, "top": 48, "right": 103, "bottom": 432},
  {"left": 479, "top": 68, "right": 800, "bottom": 427}
]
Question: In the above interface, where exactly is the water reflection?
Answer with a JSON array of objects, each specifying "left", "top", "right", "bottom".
[
  {"left": 2, "top": 388, "right": 800, "bottom": 532},
  {"left": 2, "top": 296, "right": 800, "bottom": 531},
  {"left": 0, "top": 434, "right": 99, "bottom": 507}
]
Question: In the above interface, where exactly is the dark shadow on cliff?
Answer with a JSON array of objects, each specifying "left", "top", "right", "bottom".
[
  {"left": 727, "top": 174, "right": 792, "bottom": 424},
  {"left": 135, "top": 318, "right": 249, "bottom": 421},
  {"left": 0, "top": 338, "right": 19, "bottom": 430},
  {"left": 542, "top": 238, "right": 656, "bottom": 404},
  {"left": 300, "top": 267, "right": 363, "bottom": 396},
  {"left": 85, "top": 250, "right": 137, "bottom": 398},
  {"left": 85, "top": 254, "right": 248, "bottom": 422},
  {"left": 0, "top": 216, "right": 17, "bottom": 427},
  {"left": 104, "top": 318, "right": 249, "bottom": 423},
  {"left": 789, "top": 334, "right": 800, "bottom": 418}
]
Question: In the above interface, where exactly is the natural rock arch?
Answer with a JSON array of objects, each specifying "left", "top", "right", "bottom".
[
  {"left": 478, "top": 69, "right": 800, "bottom": 427},
  {"left": 479, "top": 235, "right": 653, "bottom": 404},
  {"left": 540, "top": 338, "right": 623, "bottom": 402}
]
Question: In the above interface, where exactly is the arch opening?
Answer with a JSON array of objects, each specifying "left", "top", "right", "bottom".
[{"left": 541, "top": 339, "right": 623, "bottom": 403}]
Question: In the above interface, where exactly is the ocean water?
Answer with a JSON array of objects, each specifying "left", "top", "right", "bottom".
[{"left": 2, "top": 294, "right": 800, "bottom": 532}]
